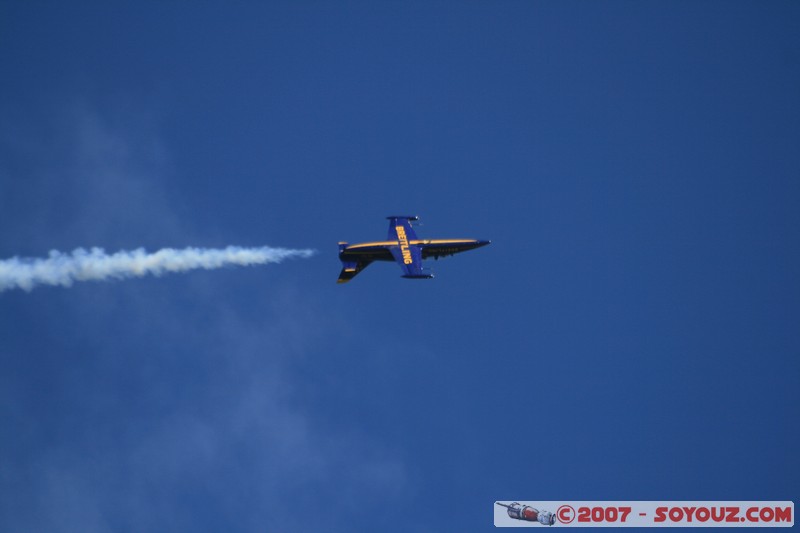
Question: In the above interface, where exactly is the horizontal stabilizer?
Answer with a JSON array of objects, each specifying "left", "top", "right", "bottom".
[{"left": 337, "top": 258, "right": 372, "bottom": 284}]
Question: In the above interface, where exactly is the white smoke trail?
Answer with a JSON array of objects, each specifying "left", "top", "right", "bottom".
[{"left": 0, "top": 245, "right": 316, "bottom": 292}]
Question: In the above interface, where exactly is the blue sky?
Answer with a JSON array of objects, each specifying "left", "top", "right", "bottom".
[{"left": 1, "top": 2, "right": 798, "bottom": 531}]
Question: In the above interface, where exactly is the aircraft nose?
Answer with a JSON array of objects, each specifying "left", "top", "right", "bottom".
[{"left": 478, "top": 240, "right": 491, "bottom": 247}]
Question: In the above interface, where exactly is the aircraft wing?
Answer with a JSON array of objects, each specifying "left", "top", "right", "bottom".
[
  {"left": 386, "top": 216, "right": 431, "bottom": 278},
  {"left": 386, "top": 215, "right": 419, "bottom": 241},
  {"left": 389, "top": 244, "right": 431, "bottom": 278}
]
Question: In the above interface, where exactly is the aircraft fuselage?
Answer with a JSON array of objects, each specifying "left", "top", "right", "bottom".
[{"left": 340, "top": 239, "right": 490, "bottom": 262}]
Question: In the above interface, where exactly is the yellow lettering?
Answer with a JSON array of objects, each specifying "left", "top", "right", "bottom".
[{"left": 396, "top": 225, "right": 413, "bottom": 264}]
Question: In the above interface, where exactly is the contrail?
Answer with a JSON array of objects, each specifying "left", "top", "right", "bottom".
[{"left": 0, "top": 245, "right": 316, "bottom": 292}]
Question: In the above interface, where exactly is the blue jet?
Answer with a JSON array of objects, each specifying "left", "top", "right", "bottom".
[{"left": 337, "top": 216, "right": 490, "bottom": 283}]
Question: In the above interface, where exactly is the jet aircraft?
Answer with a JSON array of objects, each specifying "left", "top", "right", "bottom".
[{"left": 337, "top": 216, "right": 490, "bottom": 283}]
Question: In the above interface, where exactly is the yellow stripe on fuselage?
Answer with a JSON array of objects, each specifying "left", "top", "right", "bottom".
[{"left": 344, "top": 239, "right": 478, "bottom": 250}]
